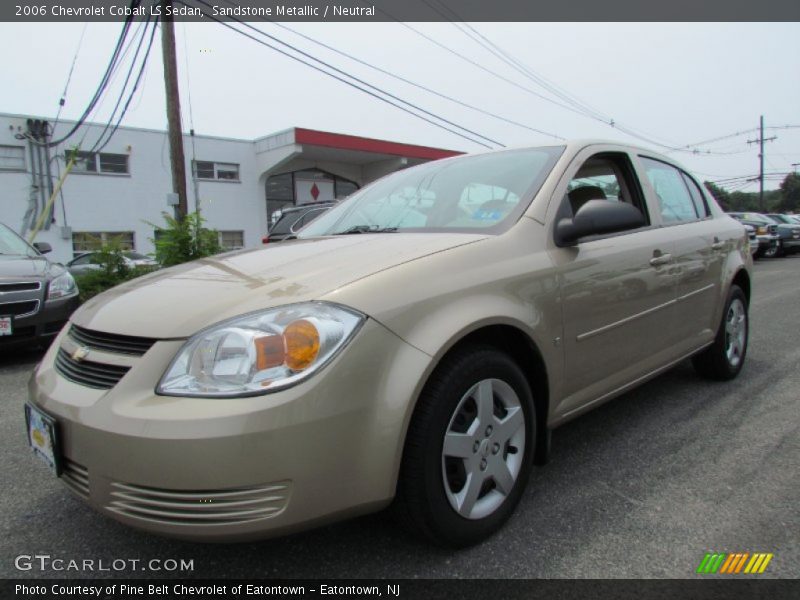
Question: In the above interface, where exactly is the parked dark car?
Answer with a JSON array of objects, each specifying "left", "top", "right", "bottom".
[
  {"left": 0, "top": 222, "right": 80, "bottom": 349},
  {"left": 728, "top": 213, "right": 782, "bottom": 258},
  {"left": 262, "top": 202, "right": 336, "bottom": 244},
  {"left": 759, "top": 213, "right": 800, "bottom": 256}
]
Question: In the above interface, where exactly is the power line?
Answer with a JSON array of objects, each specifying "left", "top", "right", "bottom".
[
  {"left": 221, "top": 0, "right": 563, "bottom": 140},
  {"left": 90, "top": 18, "right": 159, "bottom": 155},
  {"left": 53, "top": 22, "right": 89, "bottom": 133},
  {"left": 37, "top": 0, "right": 142, "bottom": 148},
  {"left": 179, "top": 0, "right": 500, "bottom": 149},
  {"left": 366, "top": 3, "right": 733, "bottom": 155},
  {"left": 86, "top": 16, "right": 155, "bottom": 154}
]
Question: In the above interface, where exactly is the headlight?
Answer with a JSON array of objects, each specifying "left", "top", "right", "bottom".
[
  {"left": 47, "top": 271, "right": 78, "bottom": 300},
  {"left": 157, "top": 302, "right": 365, "bottom": 398}
]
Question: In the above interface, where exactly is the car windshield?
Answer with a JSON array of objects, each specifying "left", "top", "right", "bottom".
[
  {"left": 0, "top": 223, "right": 37, "bottom": 257},
  {"left": 298, "top": 147, "right": 563, "bottom": 237}
]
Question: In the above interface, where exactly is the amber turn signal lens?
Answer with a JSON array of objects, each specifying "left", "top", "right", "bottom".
[
  {"left": 255, "top": 334, "right": 285, "bottom": 370},
  {"left": 284, "top": 319, "right": 321, "bottom": 371}
]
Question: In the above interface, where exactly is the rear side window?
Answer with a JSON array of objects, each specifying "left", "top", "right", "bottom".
[
  {"left": 681, "top": 173, "right": 710, "bottom": 218},
  {"left": 640, "top": 157, "right": 700, "bottom": 224},
  {"left": 270, "top": 213, "right": 300, "bottom": 235}
]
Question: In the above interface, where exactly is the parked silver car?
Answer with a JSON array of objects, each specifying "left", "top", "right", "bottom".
[{"left": 66, "top": 251, "right": 158, "bottom": 277}]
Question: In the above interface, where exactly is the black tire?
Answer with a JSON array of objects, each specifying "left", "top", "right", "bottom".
[
  {"left": 692, "top": 285, "right": 748, "bottom": 380},
  {"left": 395, "top": 345, "right": 535, "bottom": 547},
  {"left": 763, "top": 243, "right": 782, "bottom": 258}
]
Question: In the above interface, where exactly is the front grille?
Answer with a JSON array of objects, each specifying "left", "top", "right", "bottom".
[
  {"left": 0, "top": 281, "right": 41, "bottom": 293},
  {"left": 68, "top": 324, "right": 156, "bottom": 356},
  {"left": 0, "top": 300, "right": 39, "bottom": 317},
  {"left": 54, "top": 348, "right": 130, "bottom": 390},
  {"left": 108, "top": 481, "right": 291, "bottom": 526},
  {"left": 61, "top": 459, "right": 89, "bottom": 499}
]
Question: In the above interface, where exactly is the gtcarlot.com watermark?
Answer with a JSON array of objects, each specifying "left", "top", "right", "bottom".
[{"left": 14, "top": 554, "right": 194, "bottom": 573}]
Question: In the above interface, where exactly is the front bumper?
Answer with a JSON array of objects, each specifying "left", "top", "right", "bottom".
[
  {"left": 28, "top": 318, "right": 431, "bottom": 542},
  {"left": 0, "top": 294, "right": 79, "bottom": 349}
]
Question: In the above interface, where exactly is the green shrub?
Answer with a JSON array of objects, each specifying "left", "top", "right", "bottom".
[
  {"left": 73, "top": 241, "right": 155, "bottom": 303},
  {"left": 75, "top": 266, "right": 154, "bottom": 303},
  {"left": 149, "top": 211, "right": 221, "bottom": 267}
]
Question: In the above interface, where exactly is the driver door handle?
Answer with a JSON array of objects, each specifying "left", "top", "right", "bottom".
[{"left": 650, "top": 253, "right": 673, "bottom": 267}]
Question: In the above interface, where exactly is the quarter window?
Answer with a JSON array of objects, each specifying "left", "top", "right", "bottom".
[
  {"left": 681, "top": 173, "right": 710, "bottom": 218},
  {"left": 0, "top": 145, "right": 26, "bottom": 171},
  {"left": 193, "top": 160, "right": 240, "bottom": 181},
  {"left": 640, "top": 157, "right": 700, "bottom": 223}
]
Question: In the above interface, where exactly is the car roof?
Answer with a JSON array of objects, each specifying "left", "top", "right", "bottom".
[{"left": 279, "top": 202, "right": 337, "bottom": 215}]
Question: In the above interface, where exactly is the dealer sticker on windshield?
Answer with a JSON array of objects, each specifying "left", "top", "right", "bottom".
[
  {"left": 25, "top": 404, "right": 60, "bottom": 475},
  {"left": 0, "top": 316, "right": 12, "bottom": 336}
]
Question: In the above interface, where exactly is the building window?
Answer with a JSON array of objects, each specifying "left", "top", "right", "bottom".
[
  {"left": 265, "top": 169, "right": 359, "bottom": 225},
  {"left": 0, "top": 145, "right": 26, "bottom": 171},
  {"left": 72, "top": 231, "right": 135, "bottom": 256},
  {"left": 219, "top": 230, "right": 244, "bottom": 250},
  {"left": 193, "top": 160, "right": 240, "bottom": 181},
  {"left": 70, "top": 151, "right": 129, "bottom": 175}
]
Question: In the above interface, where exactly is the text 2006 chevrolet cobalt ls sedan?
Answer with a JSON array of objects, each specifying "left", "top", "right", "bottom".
[{"left": 27, "top": 141, "right": 751, "bottom": 546}]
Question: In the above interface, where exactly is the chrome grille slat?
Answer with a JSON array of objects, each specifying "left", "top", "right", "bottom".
[
  {"left": 68, "top": 324, "right": 156, "bottom": 356},
  {"left": 107, "top": 481, "right": 291, "bottom": 526},
  {"left": 61, "top": 459, "right": 89, "bottom": 499},
  {"left": 0, "top": 299, "right": 40, "bottom": 317},
  {"left": 0, "top": 281, "right": 42, "bottom": 293},
  {"left": 55, "top": 348, "right": 130, "bottom": 390}
]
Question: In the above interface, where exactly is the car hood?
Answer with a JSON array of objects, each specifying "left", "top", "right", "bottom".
[
  {"left": 73, "top": 233, "right": 487, "bottom": 338},
  {"left": 0, "top": 254, "right": 56, "bottom": 278}
]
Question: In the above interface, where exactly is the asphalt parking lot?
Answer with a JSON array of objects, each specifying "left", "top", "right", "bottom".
[{"left": 1, "top": 257, "right": 798, "bottom": 580}]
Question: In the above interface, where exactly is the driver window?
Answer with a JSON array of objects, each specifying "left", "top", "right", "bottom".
[{"left": 566, "top": 153, "right": 648, "bottom": 223}]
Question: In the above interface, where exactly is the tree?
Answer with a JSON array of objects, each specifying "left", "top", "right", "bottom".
[
  {"left": 704, "top": 181, "right": 731, "bottom": 211},
  {"left": 779, "top": 173, "right": 800, "bottom": 213}
]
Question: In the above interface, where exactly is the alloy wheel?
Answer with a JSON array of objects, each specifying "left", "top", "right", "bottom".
[{"left": 441, "top": 378, "right": 525, "bottom": 520}]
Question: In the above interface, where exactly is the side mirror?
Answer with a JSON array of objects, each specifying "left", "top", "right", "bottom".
[
  {"left": 33, "top": 242, "right": 52, "bottom": 254},
  {"left": 555, "top": 200, "right": 645, "bottom": 247}
]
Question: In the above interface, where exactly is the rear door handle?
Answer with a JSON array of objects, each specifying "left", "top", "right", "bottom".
[{"left": 650, "top": 253, "right": 672, "bottom": 267}]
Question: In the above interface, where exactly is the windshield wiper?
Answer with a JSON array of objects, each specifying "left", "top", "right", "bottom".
[{"left": 335, "top": 225, "right": 398, "bottom": 235}]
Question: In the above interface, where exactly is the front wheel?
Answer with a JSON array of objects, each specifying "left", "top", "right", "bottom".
[
  {"left": 763, "top": 242, "right": 782, "bottom": 258},
  {"left": 395, "top": 346, "right": 535, "bottom": 547},
  {"left": 692, "top": 284, "right": 748, "bottom": 380}
]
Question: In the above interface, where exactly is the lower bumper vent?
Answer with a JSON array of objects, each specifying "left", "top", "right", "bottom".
[
  {"left": 108, "top": 481, "right": 291, "bottom": 526},
  {"left": 61, "top": 459, "right": 90, "bottom": 499}
]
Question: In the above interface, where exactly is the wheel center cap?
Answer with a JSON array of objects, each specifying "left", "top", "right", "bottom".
[{"left": 479, "top": 439, "right": 491, "bottom": 458}]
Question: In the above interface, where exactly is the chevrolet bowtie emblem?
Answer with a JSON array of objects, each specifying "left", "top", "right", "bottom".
[{"left": 71, "top": 346, "right": 90, "bottom": 362}]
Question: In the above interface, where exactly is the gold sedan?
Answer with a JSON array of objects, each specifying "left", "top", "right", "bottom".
[{"left": 26, "top": 141, "right": 752, "bottom": 547}]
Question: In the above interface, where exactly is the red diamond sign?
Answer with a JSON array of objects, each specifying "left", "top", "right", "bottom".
[{"left": 310, "top": 183, "right": 320, "bottom": 201}]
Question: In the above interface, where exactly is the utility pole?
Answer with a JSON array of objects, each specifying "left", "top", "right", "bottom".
[
  {"left": 160, "top": 0, "right": 188, "bottom": 220},
  {"left": 747, "top": 115, "right": 777, "bottom": 212}
]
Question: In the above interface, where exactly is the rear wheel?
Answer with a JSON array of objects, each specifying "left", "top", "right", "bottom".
[
  {"left": 692, "top": 285, "right": 748, "bottom": 380},
  {"left": 396, "top": 346, "right": 535, "bottom": 547}
]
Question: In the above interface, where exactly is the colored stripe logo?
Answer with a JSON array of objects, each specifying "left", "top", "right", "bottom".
[{"left": 697, "top": 552, "right": 773, "bottom": 574}]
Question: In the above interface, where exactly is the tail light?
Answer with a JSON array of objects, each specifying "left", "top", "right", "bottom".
[{"left": 262, "top": 235, "right": 270, "bottom": 244}]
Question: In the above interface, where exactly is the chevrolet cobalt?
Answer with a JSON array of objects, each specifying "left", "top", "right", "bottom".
[{"left": 27, "top": 141, "right": 752, "bottom": 546}]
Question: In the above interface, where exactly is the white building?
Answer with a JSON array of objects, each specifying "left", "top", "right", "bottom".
[{"left": 0, "top": 112, "right": 460, "bottom": 263}]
